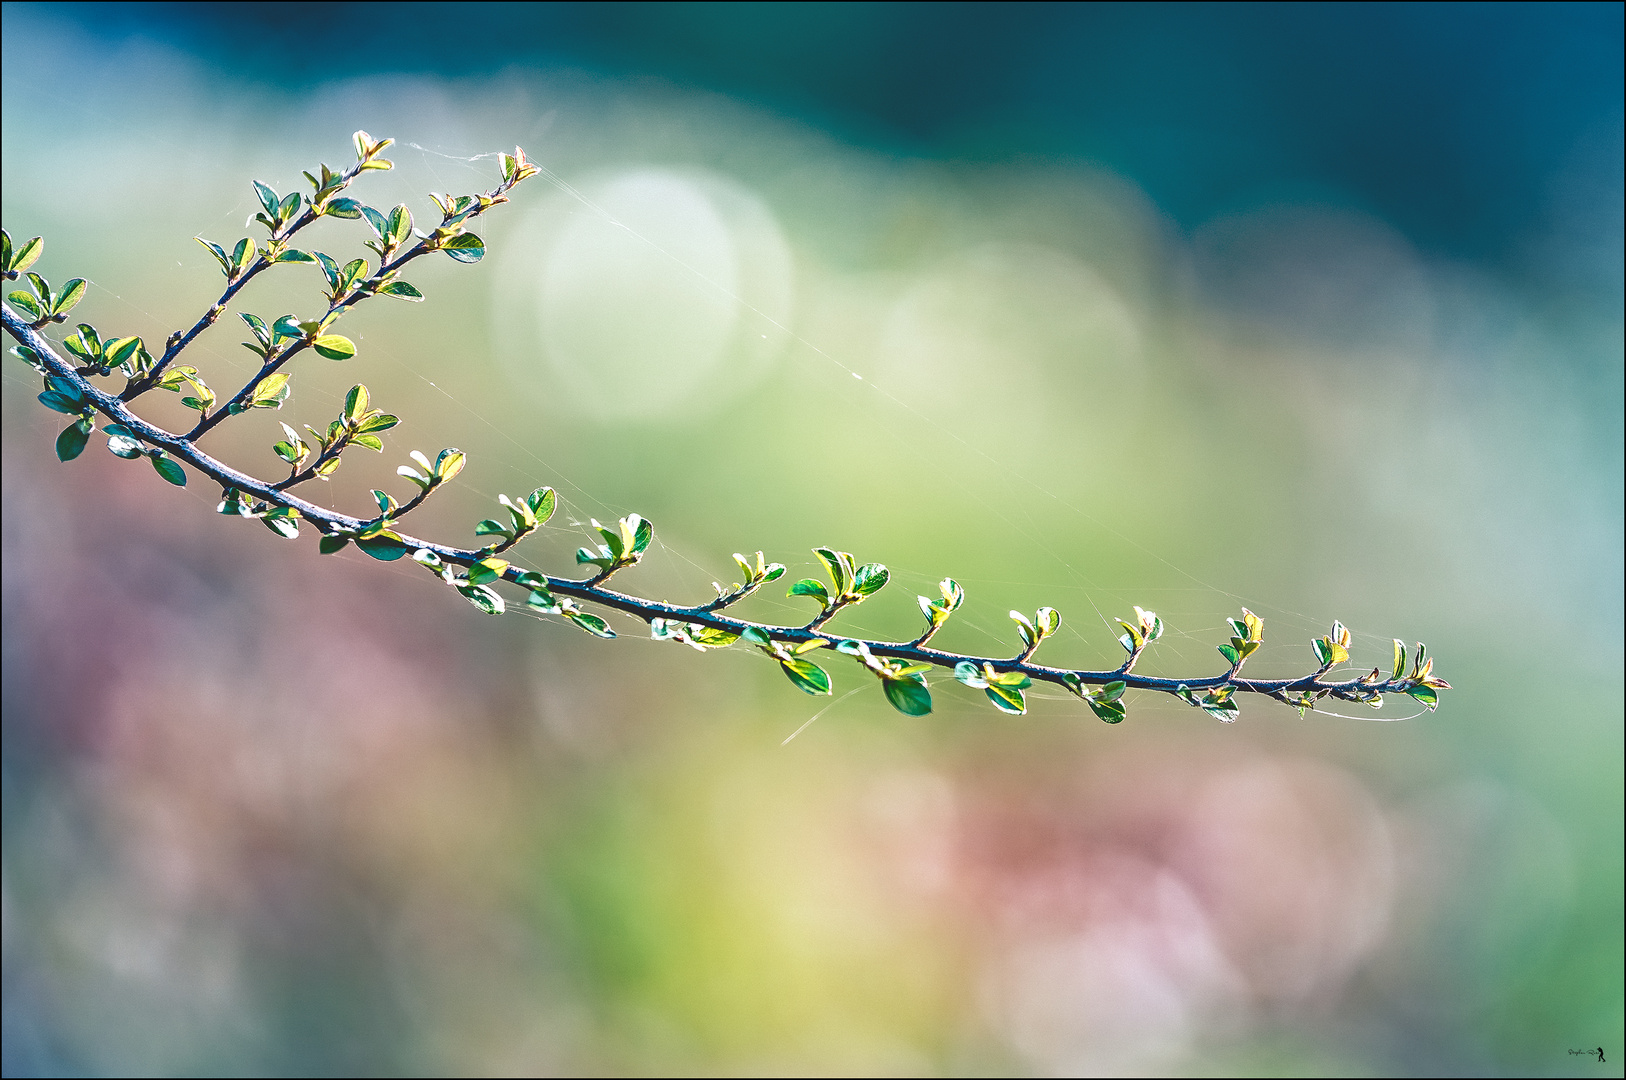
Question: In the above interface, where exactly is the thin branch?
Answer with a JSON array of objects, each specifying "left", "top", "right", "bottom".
[
  {"left": 123, "top": 162, "right": 368, "bottom": 400},
  {"left": 4, "top": 302, "right": 1438, "bottom": 712},
  {"left": 186, "top": 179, "right": 523, "bottom": 442}
]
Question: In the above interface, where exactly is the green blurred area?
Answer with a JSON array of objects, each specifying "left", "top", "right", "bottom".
[{"left": 3, "top": 5, "right": 1621, "bottom": 1076}]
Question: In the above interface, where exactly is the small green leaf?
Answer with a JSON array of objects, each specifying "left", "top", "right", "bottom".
[
  {"left": 598, "top": 519, "right": 625, "bottom": 559},
  {"left": 1218, "top": 642, "right": 1241, "bottom": 665},
  {"left": 789, "top": 579, "right": 831, "bottom": 606},
  {"left": 687, "top": 625, "right": 740, "bottom": 649},
  {"left": 37, "top": 389, "right": 83, "bottom": 414},
  {"left": 1088, "top": 698, "right": 1127, "bottom": 724},
  {"left": 527, "top": 487, "right": 556, "bottom": 524},
  {"left": 340, "top": 258, "right": 368, "bottom": 290},
  {"left": 568, "top": 611, "right": 615, "bottom": 638},
  {"left": 356, "top": 533, "right": 411, "bottom": 560},
  {"left": 1010, "top": 611, "right": 1037, "bottom": 648},
  {"left": 475, "top": 519, "right": 512, "bottom": 538},
  {"left": 631, "top": 514, "right": 654, "bottom": 555},
  {"left": 882, "top": 676, "right": 933, "bottom": 716},
  {"left": 741, "top": 627, "right": 772, "bottom": 646},
  {"left": 1392, "top": 639, "right": 1406, "bottom": 682},
  {"left": 53, "top": 278, "right": 86, "bottom": 315},
  {"left": 781, "top": 658, "right": 832, "bottom": 695},
  {"left": 263, "top": 510, "right": 299, "bottom": 539},
  {"left": 8, "top": 292, "right": 41, "bottom": 317},
  {"left": 468, "top": 557, "right": 509, "bottom": 585},
  {"left": 379, "top": 280, "right": 424, "bottom": 301},
  {"left": 312, "top": 334, "right": 356, "bottom": 360},
  {"left": 108, "top": 339, "right": 149, "bottom": 377},
  {"left": 1312, "top": 638, "right": 1332, "bottom": 666},
  {"left": 954, "top": 661, "right": 984, "bottom": 687},
  {"left": 388, "top": 205, "right": 413, "bottom": 245},
  {"left": 150, "top": 455, "right": 186, "bottom": 486},
  {"left": 345, "top": 384, "right": 369, "bottom": 422},
  {"left": 62, "top": 325, "right": 102, "bottom": 364},
  {"left": 106, "top": 431, "right": 144, "bottom": 458},
  {"left": 1036, "top": 607, "right": 1060, "bottom": 636},
  {"left": 985, "top": 683, "right": 1027, "bottom": 714},
  {"left": 324, "top": 197, "right": 363, "bottom": 219},
  {"left": 435, "top": 449, "right": 466, "bottom": 482},
  {"left": 851, "top": 563, "right": 889, "bottom": 596},
  {"left": 253, "top": 180, "right": 280, "bottom": 218},
  {"left": 274, "top": 248, "right": 315, "bottom": 264},
  {"left": 56, "top": 419, "right": 91, "bottom": 461},
  {"left": 441, "top": 233, "right": 485, "bottom": 263},
  {"left": 1406, "top": 684, "right": 1439, "bottom": 709},
  {"left": 319, "top": 534, "right": 350, "bottom": 555},
  {"left": 9, "top": 235, "right": 43, "bottom": 275},
  {"left": 814, "top": 548, "right": 852, "bottom": 595},
  {"left": 248, "top": 374, "right": 290, "bottom": 410},
  {"left": 457, "top": 583, "right": 505, "bottom": 615}
]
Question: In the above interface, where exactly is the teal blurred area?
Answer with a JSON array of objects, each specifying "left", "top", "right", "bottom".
[{"left": 2, "top": 3, "right": 1619, "bottom": 1075}]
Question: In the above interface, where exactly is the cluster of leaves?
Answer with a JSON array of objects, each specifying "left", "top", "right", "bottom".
[
  {"left": 398, "top": 447, "right": 467, "bottom": 494},
  {"left": 477, "top": 487, "right": 556, "bottom": 552},
  {"left": 4, "top": 248, "right": 84, "bottom": 328},
  {"left": 218, "top": 487, "right": 301, "bottom": 538},
  {"left": 915, "top": 577, "right": 965, "bottom": 643},
  {"left": 705, "top": 551, "right": 787, "bottom": 609},
  {"left": 576, "top": 514, "right": 654, "bottom": 576},
  {"left": 955, "top": 662, "right": 1033, "bottom": 714},
  {"left": 652, "top": 618, "right": 743, "bottom": 652},
  {"left": 1218, "top": 608, "right": 1265, "bottom": 668},
  {"left": 741, "top": 627, "right": 831, "bottom": 694},
  {"left": 1282, "top": 635, "right": 1451, "bottom": 716},
  {"left": 59, "top": 323, "right": 152, "bottom": 379},
  {"left": 510, "top": 568, "right": 613, "bottom": 637},
  {"left": 2, "top": 133, "right": 1453, "bottom": 731},
  {"left": 790, "top": 547, "right": 889, "bottom": 626},
  {"left": 271, "top": 383, "right": 398, "bottom": 482},
  {"left": 18, "top": 344, "right": 185, "bottom": 484},
  {"left": 838, "top": 639, "right": 932, "bottom": 715}
]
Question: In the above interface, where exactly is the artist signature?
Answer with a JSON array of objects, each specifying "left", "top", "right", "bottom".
[{"left": 1569, "top": 1047, "right": 1606, "bottom": 1064}]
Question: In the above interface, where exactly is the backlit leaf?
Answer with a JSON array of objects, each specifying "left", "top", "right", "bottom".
[
  {"left": 882, "top": 677, "right": 932, "bottom": 716},
  {"left": 781, "top": 658, "right": 831, "bottom": 695},
  {"left": 312, "top": 334, "right": 355, "bottom": 360}
]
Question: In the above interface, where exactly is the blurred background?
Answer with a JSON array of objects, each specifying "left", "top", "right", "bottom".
[{"left": 2, "top": 2, "right": 1621, "bottom": 1075}]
